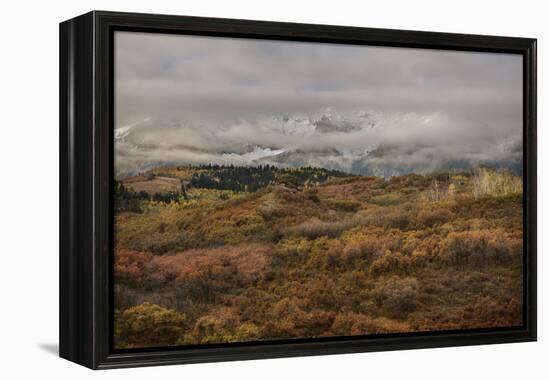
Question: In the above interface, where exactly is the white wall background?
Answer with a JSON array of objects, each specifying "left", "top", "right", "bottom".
[{"left": 0, "top": 0, "right": 547, "bottom": 377}]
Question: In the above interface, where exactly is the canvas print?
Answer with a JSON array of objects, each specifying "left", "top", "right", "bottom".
[{"left": 113, "top": 32, "right": 524, "bottom": 349}]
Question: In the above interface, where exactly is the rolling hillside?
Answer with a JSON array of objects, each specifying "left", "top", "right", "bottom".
[{"left": 113, "top": 166, "right": 523, "bottom": 348}]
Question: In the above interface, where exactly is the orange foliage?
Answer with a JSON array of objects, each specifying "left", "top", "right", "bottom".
[
  {"left": 114, "top": 248, "right": 153, "bottom": 286},
  {"left": 113, "top": 167, "right": 523, "bottom": 348}
]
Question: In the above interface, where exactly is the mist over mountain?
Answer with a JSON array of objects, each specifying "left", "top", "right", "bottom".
[
  {"left": 114, "top": 32, "right": 523, "bottom": 179},
  {"left": 115, "top": 109, "right": 522, "bottom": 178}
]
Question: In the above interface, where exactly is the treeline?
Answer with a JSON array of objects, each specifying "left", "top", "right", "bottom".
[
  {"left": 189, "top": 164, "right": 350, "bottom": 192},
  {"left": 115, "top": 165, "right": 352, "bottom": 212},
  {"left": 114, "top": 182, "right": 180, "bottom": 212},
  {"left": 114, "top": 182, "right": 149, "bottom": 212}
]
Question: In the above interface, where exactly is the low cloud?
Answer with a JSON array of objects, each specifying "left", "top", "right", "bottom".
[{"left": 115, "top": 32, "right": 523, "bottom": 177}]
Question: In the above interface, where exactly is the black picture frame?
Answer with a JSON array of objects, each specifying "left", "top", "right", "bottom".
[{"left": 59, "top": 10, "right": 537, "bottom": 369}]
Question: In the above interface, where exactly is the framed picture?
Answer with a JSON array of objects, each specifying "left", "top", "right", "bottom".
[{"left": 59, "top": 11, "right": 537, "bottom": 369}]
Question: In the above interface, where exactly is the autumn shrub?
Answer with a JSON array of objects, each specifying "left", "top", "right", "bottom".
[
  {"left": 306, "top": 206, "right": 411, "bottom": 238},
  {"left": 350, "top": 206, "right": 417, "bottom": 230},
  {"left": 325, "top": 199, "right": 361, "bottom": 212},
  {"left": 264, "top": 297, "right": 309, "bottom": 338},
  {"left": 461, "top": 296, "right": 523, "bottom": 328},
  {"left": 256, "top": 195, "right": 286, "bottom": 220},
  {"left": 341, "top": 227, "right": 405, "bottom": 265},
  {"left": 305, "top": 237, "right": 343, "bottom": 271},
  {"left": 369, "top": 192, "right": 403, "bottom": 206},
  {"left": 285, "top": 218, "right": 352, "bottom": 239},
  {"left": 440, "top": 229, "right": 522, "bottom": 267},
  {"left": 369, "top": 250, "right": 413, "bottom": 276},
  {"left": 302, "top": 274, "right": 343, "bottom": 310},
  {"left": 440, "top": 231, "right": 485, "bottom": 267},
  {"left": 305, "top": 189, "right": 321, "bottom": 204},
  {"left": 273, "top": 238, "right": 312, "bottom": 266},
  {"left": 487, "top": 233, "right": 522, "bottom": 264},
  {"left": 265, "top": 301, "right": 337, "bottom": 339},
  {"left": 372, "top": 276, "right": 419, "bottom": 318},
  {"left": 133, "top": 244, "right": 274, "bottom": 304},
  {"left": 364, "top": 316, "right": 412, "bottom": 333},
  {"left": 184, "top": 245, "right": 268, "bottom": 287},
  {"left": 272, "top": 185, "right": 304, "bottom": 203},
  {"left": 330, "top": 310, "right": 373, "bottom": 336},
  {"left": 181, "top": 307, "right": 261, "bottom": 344},
  {"left": 409, "top": 249, "right": 431, "bottom": 268},
  {"left": 114, "top": 248, "right": 154, "bottom": 287},
  {"left": 340, "top": 239, "right": 367, "bottom": 264},
  {"left": 330, "top": 310, "right": 411, "bottom": 336},
  {"left": 400, "top": 230, "right": 433, "bottom": 255},
  {"left": 417, "top": 207, "right": 453, "bottom": 228},
  {"left": 380, "top": 208, "right": 415, "bottom": 229},
  {"left": 115, "top": 302, "right": 186, "bottom": 348},
  {"left": 125, "top": 228, "right": 190, "bottom": 255}
]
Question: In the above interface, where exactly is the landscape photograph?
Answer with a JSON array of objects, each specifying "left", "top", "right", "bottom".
[{"left": 113, "top": 31, "right": 524, "bottom": 349}]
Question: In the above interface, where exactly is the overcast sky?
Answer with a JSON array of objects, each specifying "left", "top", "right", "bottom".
[{"left": 114, "top": 31, "right": 523, "bottom": 176}]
